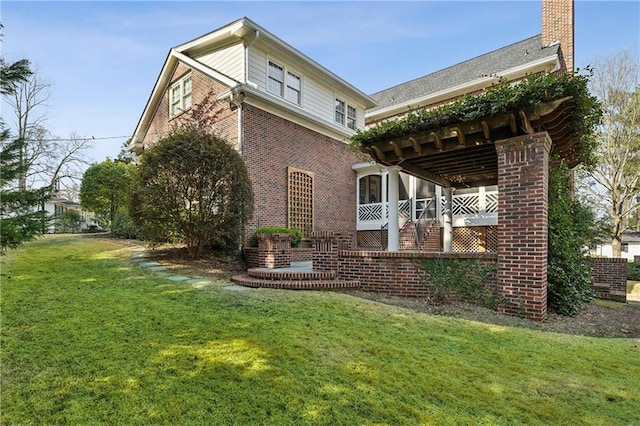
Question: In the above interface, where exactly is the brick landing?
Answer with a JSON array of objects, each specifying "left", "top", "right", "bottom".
[{"left": 231, "top": 261, "right": 360, "bottom": 290}]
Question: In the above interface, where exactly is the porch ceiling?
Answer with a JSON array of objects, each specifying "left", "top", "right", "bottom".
[{"left": 363, "top": 97, "right": 580, "bottom": 189}]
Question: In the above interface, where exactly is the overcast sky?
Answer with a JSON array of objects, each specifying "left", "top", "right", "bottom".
[{"left": 2, "top": 1, "right": 639, "bottom": 165}]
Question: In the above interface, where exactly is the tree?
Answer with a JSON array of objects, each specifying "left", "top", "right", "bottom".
[
  {"left": 6, "top": 69, "right": 93, "bottom": 192},
  {"left": 1, "top": 54, "right": 52, "bottom": 252},
  {"left": 131, "top": 127, "right": 253, "bottom": 258},
  {"left": 578, "top": 50, "right": 640, "bottom": 257},
  {"left": 79, "top": 159, "right": 137, "bottom": 229}
]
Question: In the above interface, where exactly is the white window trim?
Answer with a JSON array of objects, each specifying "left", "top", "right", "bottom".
[
  {"left": 267, "top": 59, "right": 302, "bottom": 106},
  {"left": 335, "top": 97, "right": 358, "bottom": 130},
  {"left": 169, "top": 73, "right": 192, "bottom": 118}
]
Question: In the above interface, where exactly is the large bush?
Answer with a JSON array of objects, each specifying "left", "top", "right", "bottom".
[
  {"left": 548, "top": 164, "right": 598, "bottom": 316},
  {"left": 131, "top": 128, "right": 253, "bottom": 258}
]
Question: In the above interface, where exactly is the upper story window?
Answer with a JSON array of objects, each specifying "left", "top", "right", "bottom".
[
  {"left": 268, "top": 60, "right": 302, "bottom": 106},
  {"left": 170, "top": 73, "right": 192, "bottom": 117},
  {"left": 335, "top": 98, "right": 357, "bottom": 130}
]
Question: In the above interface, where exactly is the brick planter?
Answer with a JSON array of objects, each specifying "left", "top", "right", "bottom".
[
  {"left": 590, "top": 257, "right": 627, "bottom": 302},
  {"left": 244, "top": 233, "right": 292, "bottom": 269}
]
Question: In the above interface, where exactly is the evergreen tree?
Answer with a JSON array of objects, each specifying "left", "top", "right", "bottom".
[{"left": 1, "top": 55, "right": 52, "bottom": 252}]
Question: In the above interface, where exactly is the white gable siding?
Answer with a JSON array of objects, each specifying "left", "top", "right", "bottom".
[
  {"left": 248, "top": 45, "right": 365, "bottom": 131},
  {"left": 197, "top": 43, "right": 245, "bottom": 82},
  {"left": 248, "top": 48, "right": 267, "bottom": 88}
]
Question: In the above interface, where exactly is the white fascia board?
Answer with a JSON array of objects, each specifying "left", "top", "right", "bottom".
[
  {"left": 365, "top": 54, "right": 559, "bottom": 123},
  {"left": 227, "top": 84, "right": 356, "bottom": 142},
  {"left": 130, "top": 52, "right": 177, "bottom": 151},
  {"left": 174, "top": 18, "right": 246, "bottom": 53}
]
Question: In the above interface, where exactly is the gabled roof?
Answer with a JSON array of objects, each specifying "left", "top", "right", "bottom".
[
  {"left": 367, "top": 35, "right": 560, "bottom": 118},
  {"left": 130, "top": 17, "right": 375, "bottom": 151}
]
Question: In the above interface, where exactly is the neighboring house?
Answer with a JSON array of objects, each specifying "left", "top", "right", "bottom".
[
  {"left": 131, "top": 0, "right": 573, "bottom": 251},
  {"left": 44, "top": 196, "right": 98, "bottom": 233},
  {"left": 591, "top": 231, "right": 640, "bottom": 262}
]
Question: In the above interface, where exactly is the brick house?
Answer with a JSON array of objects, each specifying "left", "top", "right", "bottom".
[
  {"left": 131, "top": 0, "right": 572, "bottom": 250},
  {"left": 132, "top": 0, "right": 577, "bottom": 320},
  {"left": 130, "top": 17, "right": 376, "bottom": 243}
]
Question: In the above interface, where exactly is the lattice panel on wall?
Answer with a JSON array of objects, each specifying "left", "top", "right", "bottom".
[
  {"left": 357, "top": 230, "right": 387, "bottom": 249},
  {"left": 287, "top": 167, "right": 314, "bottom": 236},
  {"left": 453, "top": 226, "right": 497, "bottom": 253}
]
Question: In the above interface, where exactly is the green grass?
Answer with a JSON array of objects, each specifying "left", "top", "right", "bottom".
[{"left": 2, "top": 235, "right": 640, "bottom": 425}]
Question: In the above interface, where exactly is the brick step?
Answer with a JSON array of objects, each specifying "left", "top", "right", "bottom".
[
  {"left": 231, "top": 274, "right": 359, "bottom": 290},
  {"left": 246, "top": 267, "right": 335, "bottom": 281}
]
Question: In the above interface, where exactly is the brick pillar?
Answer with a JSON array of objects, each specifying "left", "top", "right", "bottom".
[
  {"left": 495, "top": 132, "right": 551, "bottom": 321},
  {"left": 256, "top": 233, "right": 291, "bottom": 268},
  {"left": 310, "top": 231, "right": 354, "bottom": 272}
]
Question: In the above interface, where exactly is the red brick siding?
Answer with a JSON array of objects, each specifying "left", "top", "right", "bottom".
[
  {"left": 141, "top": 63, "right": 238, "bottom": 150},
  {"left": 242, "top": 105, "right": 360, "bottom": 242},
  {"left": 495, "top": 133, "right": 551, "bottom": 321},
  {"left": 590, "top": 258, "right": 627, "bottom": 302},
  {"left": 339, "top": 250, "right": 497, "bottom": 298},
  {"left": 542, "top": 0, "right": 574, "bottom": 72}
]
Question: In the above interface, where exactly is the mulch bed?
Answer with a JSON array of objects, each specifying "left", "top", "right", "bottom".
[{"left": 142, "top": 244, "right": 640, "bottom": 339}]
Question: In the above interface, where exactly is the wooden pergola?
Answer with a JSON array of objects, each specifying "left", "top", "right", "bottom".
[
  {"left": 362, "top": 96, "right": 580, "bottom": 189},
  {"left": 358, "top": 96, "right": 582, "bottom": 321}
]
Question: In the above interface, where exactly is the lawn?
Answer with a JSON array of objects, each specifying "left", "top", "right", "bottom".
[{"left": 2, "top": 235, "right": 639, "bottom": 425}]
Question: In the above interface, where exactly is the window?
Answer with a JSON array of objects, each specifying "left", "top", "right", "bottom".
[
  {"left": 169, "top": 73, "right": 192, "bottom": 117},
  {"left": 288, "top": 167, "right": 314, "bottom": 236},
  {"left": 335, "top": 98, "right": 357, "bottom": 130},
  {"left": 285, "top": 72, "right": 301, "bottom": 104},
  {"left": 347, "top": 105, "right": 357, "bottom": 130},
  {"left": 268, "top": 61, "right": 284, "bottom": 96},
  {"left": 359, "top": 175, "right": 381, "bottom": 205},
  {"left": 268, "top": 60, "right": 302, "bottom": 105},
  {"left": 335, "top": 99, "right": 345, "bottom": 125}
]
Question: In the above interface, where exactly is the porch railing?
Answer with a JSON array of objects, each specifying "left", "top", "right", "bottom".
[{"left": 357, "top": 190, "right": 498, "bottom": 230}]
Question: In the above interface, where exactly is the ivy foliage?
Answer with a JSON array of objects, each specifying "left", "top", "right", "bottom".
[
  {"left": 548, "top": 163, "right": 598, "bottom": 316},
  {"left": 416, "top": 257, "right": 497, "bottom": 308},
  {"left": 352, "top": 71, "right": 602, "bottom": 166},
  {"left": 131, "top": 128, "right": 253, "bottom": 259}
]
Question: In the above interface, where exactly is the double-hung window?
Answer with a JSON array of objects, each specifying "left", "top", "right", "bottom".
[
  {"left": 335, "top": 98, "right": 358, "bottom": 130},
  {"left": 335, "top": 99, "right": 345, "bottom": 125},
  {"left": 169, "top": 74, "right": 192, "bottom": 117},
  {"left": 268, "top": 60, "right": 302, "bottom": 105}
]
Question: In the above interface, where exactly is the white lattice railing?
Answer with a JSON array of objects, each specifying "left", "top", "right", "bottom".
[
  {"left": 357, "top": 191, "right": 498, "bottom": 231},
  {"left": 441, "top": 190, "right": 498, "bottom": 227}
]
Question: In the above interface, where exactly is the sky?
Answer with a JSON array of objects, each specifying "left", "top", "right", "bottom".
[{"left": 2, "top": 1, "right": 639, "bottom": 167}]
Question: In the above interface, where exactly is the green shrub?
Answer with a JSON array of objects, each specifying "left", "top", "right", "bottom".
[
  {"left": 547, "top": 164, "right": 598, "bottom": 316},
  {"left": 416, "top": 257, "right": 497, "bottom": 308},
  {"left": 628, "top": 262, "right": 640, "bottom": 281},
  {"left": 254, "top": 226, "right": 303, "bottom": 247},
  {"left": 110, "top": 211, "right": 140, "bottom": 240}
]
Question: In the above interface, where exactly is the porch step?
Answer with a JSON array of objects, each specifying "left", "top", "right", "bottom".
[
  {"left": 231, "top": 274, "right": 359, "bottom": 290},
  {"left": 247, "top": 267, "right": 336, "bottom": 281}
]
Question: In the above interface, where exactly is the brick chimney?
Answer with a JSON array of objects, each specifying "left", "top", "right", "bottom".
[{"left": 542, "top": 0, "right": 574, "bottom": 73}]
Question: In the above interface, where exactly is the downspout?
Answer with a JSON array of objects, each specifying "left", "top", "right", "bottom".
[
  {"left": 229, "top": 90, "right": 245, "bottom": 154},
  {"left": 244, "top": 30, "right": 259, "bottom": 89}
]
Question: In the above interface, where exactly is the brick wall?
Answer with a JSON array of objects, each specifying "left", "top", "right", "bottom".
[
  {"left": 339, "top": 250, "right": 497, "bottom": 298},
  {"left": 242, "top": 105, "right": 361, "bottom": 242},
  {"left": 495, "top": 133, "right": 551, "bottom": 322},
  {"left": 311, "top": 231, "right": 355, "bottom": 272},
  {"left": 590, "top": 258, "right": 627, "bottom": 302},
  {"left": 141, "top": 63, "right": 238, "bottom": 151}
]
